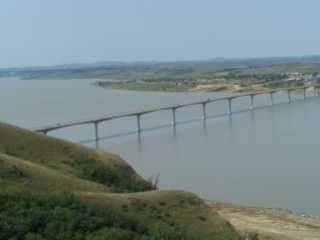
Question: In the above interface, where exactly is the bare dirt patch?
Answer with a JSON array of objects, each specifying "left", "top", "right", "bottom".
[{"left": 208, "top": 202, "right": 320, "bottom": 240}]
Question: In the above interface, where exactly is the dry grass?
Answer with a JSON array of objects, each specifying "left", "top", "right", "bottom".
[
  {"left": 0, "top": 152, "right": 109, "bottom": 193},
  {"left": 209, "top": 202, "right": 320, "bottom": 240},
  {"left": 80, "top": 190, "right": 240, "bottom": 240},
  {"left": 0, "top": 122, "right": 151, "bottom": 192},
  {"left": 0, "top": 122, "right": 241, "bottom": 240}
]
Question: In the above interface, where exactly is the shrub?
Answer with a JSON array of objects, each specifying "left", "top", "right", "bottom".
[
  {"left": 71, "top": 155, "right": 154, "bottom": 192},
  {"left": 0, "top": 192, "right": 188, "bottom": 240}
]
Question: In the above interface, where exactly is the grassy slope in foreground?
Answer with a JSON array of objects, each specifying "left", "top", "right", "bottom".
[
  {"left": 0, "top": 122, "right": 152, "bottom": 193},
  {"left": 0, "top": 122, "right": 240, "bottom": 240}
]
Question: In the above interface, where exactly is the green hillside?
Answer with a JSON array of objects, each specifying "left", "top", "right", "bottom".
[
  {"left": 0, "top": 122, "right": 152, "bottom": 193},
  {"left": 0, "top": 152, "right": 109, "bottom": 193},
  {"left": 0, "top": 122, "right": 241, "bottom": 240}
]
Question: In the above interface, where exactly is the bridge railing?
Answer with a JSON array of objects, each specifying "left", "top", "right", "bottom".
[{"left": 33, "top": 85, "right": 320, "bottom": 141}]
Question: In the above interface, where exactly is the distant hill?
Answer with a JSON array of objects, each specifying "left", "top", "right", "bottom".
[
  {"left": 1, "top": 56, "right": 320, "bottom": 81},
  {"left": 0, "top": 122, "right": 241, "bottom": 240}
]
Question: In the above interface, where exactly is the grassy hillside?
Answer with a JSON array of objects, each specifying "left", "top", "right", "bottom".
[
  {"left": 0, "top": 122, "right": 242, "bottom": 240},
  {"left": 0, "top": 152, "right": 109, "bottom": 193},
  {"left": 0, "top": 122, "right": 152, "bottom": 193},
  {"left": 81, "top": 190, "right": 240, "bottom": 240}
]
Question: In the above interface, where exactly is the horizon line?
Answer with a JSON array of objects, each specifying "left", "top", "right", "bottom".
[{"left": 1, "top": 54, "right": 320, "bottom": 71}]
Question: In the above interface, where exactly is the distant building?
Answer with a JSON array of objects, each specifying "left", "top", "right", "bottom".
[
  {"left": 309, "top": 73, "right": 320, "bottom": 82},
  {"left": 303, "top": 74, "right": 314, "bottom": 81},
  {"left": 287, "top": 72, "right": 303, "bottom": 81},
  {"left": 290, "top": 72, "right": 300, "bottom": 76}
]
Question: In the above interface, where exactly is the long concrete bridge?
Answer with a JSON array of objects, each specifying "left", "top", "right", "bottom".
[{"left": 34, "top": 85, "right": 320, "bottom": 141}]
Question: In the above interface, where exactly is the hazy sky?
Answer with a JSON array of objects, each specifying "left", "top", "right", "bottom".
[{"left": 1, "top": 0, "right": 320, "bottom": 67}]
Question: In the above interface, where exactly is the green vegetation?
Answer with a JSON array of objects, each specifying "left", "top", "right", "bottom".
[
  {"left": 263, "top": 80, "right": 304, "bottom": 89},
  {"left": 9, "top": 57, "right": 320, "bottom": 82},
  {"left": 0, "top": 192, "right": 187, "bottom": 240},
  {"left": 96, "top": 80, "right": 195, "bottom": 92},
  {"left": 0, "top": 153, "right": 109, "bottom": 193},
  {"left": 3, "top": 57, "right": 319, "bottom": 93},
  {"left": 70, "top": 154, "right": 152, "bottom": 192},
  {"left": 0, "top": 122, "right": 153, "bottom": 193},
  {"left": 0, "top": 122, "right": 242, "bottom": 240}
]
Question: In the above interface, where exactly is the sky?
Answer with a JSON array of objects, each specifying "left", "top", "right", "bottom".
[{"left": 1, "top": 0, "right": 320, "bottom": 67}]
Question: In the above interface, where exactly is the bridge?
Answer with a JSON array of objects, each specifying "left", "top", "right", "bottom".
[{"left": 34, "top": 86, "right": 320, "bottom": 141}]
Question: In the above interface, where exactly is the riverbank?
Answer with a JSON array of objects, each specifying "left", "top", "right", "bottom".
[
  {"left": 209, "top": 202, "right": 320, "bottom": 240},
  {"left": 95, "top": 79, "right": 307, "bottom": 93}
]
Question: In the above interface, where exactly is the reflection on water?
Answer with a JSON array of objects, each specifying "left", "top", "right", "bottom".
[
  {"left": 103, "top": 99, "right": 320, "bottom": 215},
  {"left": 2, "top": 79, "right": 320, "bottom": 215}
]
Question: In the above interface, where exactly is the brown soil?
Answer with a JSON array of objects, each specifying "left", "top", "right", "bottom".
[{"left": 208, "top": 202, "right": 320, "bottom": 240}]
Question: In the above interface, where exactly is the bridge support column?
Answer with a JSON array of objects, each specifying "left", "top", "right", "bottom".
[
  {"left": 202, "top": 103, "right": 207, "bottom": 120},
  {"left": 250, "top": 95, "right": 254, "bottom": 110},
  {"left": 227, "top": 98, "right": 232, "bottom": 115},
  {"left": 136, "top": 114, "right": 141, "bottom": 133},
  {"left": 317, "top": 87, "right": 320, "bottom": 97},
  {"left": 172, "top": 108, "right": 177, "bottom": 125},
  {"left": 94, "top": 122, "right": 99, "bottom": 141},
  {"left": 270, "top": 92, "right": 274, "bottom": 105},
  {"left": 303, "top": 88, "right": 307, "bottom": 100},
  {"left": 288, "top": 90, "right": 292, "bottom": 104}
]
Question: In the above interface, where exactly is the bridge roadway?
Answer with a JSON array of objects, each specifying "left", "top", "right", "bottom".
[{"left": 34, "top": 85, "right": 320, "bottom": 140}]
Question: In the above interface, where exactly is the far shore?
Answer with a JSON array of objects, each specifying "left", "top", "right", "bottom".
[{"left": 95, "top": 79, "right": 310, "bottom": 93}]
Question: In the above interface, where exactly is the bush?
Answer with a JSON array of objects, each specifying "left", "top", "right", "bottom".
[
  {"left": 87, "top": 228, "right": 138, "bottom": 240},
  {"left": 71, "top": 155, "right": 154, "bottom": 192},
  {"left": 240, "top": 233, "right": 259, "bottom": 240},
  {"left": 0, "top": 192, "right": 187, "bottom": 240}
]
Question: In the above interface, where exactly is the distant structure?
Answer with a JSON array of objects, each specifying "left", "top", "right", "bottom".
[
  {"left": 303, "top": 73, "right": 320, "bottom": 83},
  {"left": 314, "top": 74, "right": 320, "bottom": 82}
]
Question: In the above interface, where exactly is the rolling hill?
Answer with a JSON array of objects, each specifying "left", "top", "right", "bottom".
[{"left": 0, "top": 122, "right": 242, "bottom": 240}]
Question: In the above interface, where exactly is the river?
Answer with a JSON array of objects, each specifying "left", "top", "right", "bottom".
[{"left": 1, "top": 78, "right": 320, "bottom": 215}]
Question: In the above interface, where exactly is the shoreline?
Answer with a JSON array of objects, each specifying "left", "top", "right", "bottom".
[
  {"left": 208, "top": 201, "right": 320, "bottom": 240},
  {"left": 95, "top": 79, "right": 309, "bottom": 93}
]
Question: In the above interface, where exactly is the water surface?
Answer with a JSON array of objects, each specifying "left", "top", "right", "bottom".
[{"left": 1, "top": 78, "right": 319, "bottom": 215}]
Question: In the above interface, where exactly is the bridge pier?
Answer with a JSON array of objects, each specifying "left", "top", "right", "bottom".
[
  {"left": 202, "top": 103, "right": 207, "bottom": 119},
  {"left": 227, "top": 98, "right": 232, "bottom": 115},
  {"left": 136, "top": 114, "right": 142, "bottom": 133},
  {"left": 172, "top": 108, "right": 177, "bottom": 125},
  {"left": 94, "top": 122, "right": 99, "bottom": 141},
  {"left": 303, "top": 88, "right": 307, "bottom": 100},
  {"left": 288, "top": 90, "right": 292, "bottom": 103},
  {"left": 270, "top": 92, "right": 274, "bottom": 105},
  {"left": 250, "top": 95, "right": 254, "bottom": 110}
]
